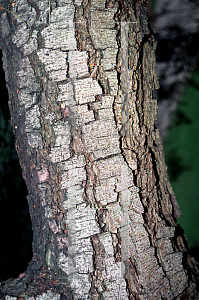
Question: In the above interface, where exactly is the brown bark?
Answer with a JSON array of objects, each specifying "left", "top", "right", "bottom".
[{"left": 0, "top": 0, "right": 199, "bottom": 299}]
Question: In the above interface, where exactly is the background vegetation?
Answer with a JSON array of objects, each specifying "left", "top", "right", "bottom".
[{"left": 164, "top": 60, "right": 199, "bottom": 256}]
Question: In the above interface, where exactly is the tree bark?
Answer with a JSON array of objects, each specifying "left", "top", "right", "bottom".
[{"left": 0, "top": 0, "right": 199, "bottom": 299}]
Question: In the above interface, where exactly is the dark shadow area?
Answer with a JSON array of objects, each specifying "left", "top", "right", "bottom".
[
  {"left": 154, "top": 24, "right": 199, "bottom": 105},
  {"left": 173, "top": 110, "right": 192, "bottom": 126},
  {"left": 0, "top": 50, "right": 32, "bottom": 282},
  {"left": 165, "top": 149, "right": 192, "bottom": 181},
  {"left": 189, "top": 247, "right": 199, "bottom": 264}
]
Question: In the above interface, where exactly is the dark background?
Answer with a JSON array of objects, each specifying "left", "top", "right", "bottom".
[{"left": 0, "top": 50, "right": 32, "bottom": 282}]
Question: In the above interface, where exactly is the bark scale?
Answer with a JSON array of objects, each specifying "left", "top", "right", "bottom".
[{"left": 0, "top": 0, "right": 199, "bottom": 299}]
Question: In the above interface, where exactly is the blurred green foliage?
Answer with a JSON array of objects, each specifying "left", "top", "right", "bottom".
[
  {"left": 151, "top": 0, "right": 156, "bottom": 13},
  {"left": 164, "top": 59, "right": 199, "bottom": 254}
]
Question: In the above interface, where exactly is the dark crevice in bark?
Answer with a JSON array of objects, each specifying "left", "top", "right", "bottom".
[
  {"left": 174, "top": 225, "right": 199, "bottom": 292},
  {"left": 90, "top": 234, "right": 105, "bottom": 298},
  {"left": 27, "top": 0, "right": 40, "bottom": 23},
  {"left": 74, "top": 0, "right": 111, "bottom": 95},
  {"left": 36, "top": 29, "right": 46, "bottom": 50},
  {"left": 148, "top": 147, "right": 161, "bottom": 205},
  {"left": 84, "top": 153, "right": 99, "bottom": 209},
  {"left": 136, "top": 35, "right": 152, "bottom": 129},
  {"left": 0, "top": 2, "right": 15, "bottom": 32}
]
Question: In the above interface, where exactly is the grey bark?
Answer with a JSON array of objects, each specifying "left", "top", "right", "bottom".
[{"left": 0, "top": 0, "right": 199, "bottom": 299}]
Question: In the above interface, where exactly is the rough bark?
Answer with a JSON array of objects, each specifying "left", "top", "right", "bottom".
[{"left": 0, "top": 0, "right": 199, "bottom": 299}]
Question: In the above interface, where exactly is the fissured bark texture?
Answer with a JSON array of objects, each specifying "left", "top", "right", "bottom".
[{"left": 0, "top": 0, "right": 199, "bottom": 299}]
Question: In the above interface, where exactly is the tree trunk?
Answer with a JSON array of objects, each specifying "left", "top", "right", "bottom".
[{"left": 0, "top": 0, "right": 199, "bottom": 299}]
